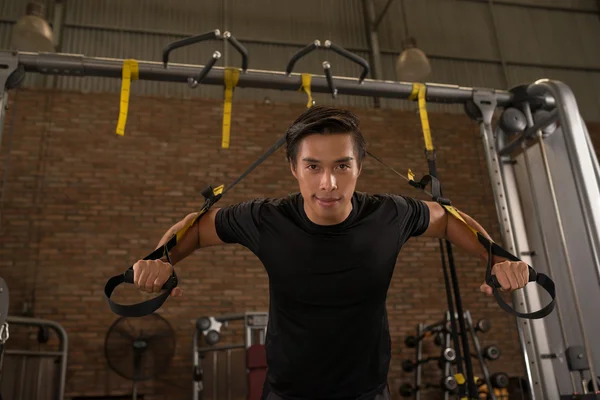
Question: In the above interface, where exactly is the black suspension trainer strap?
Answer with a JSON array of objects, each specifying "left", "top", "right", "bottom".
[
  {"left": 410, "top": 83, "right": 477, "bottom": 398},
  {"left": 104, "top": 134, "right": 287, "bottom": 317}
]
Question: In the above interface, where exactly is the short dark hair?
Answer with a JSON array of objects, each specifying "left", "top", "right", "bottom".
[{"left": 285, "top": 105, "right": 367, "bottom": 167}]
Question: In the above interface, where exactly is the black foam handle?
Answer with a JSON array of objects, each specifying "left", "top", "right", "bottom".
[
  {"left": 325, "top": 41, "right": 370, "bottom": 83},
  {"left": 285, "top": 41, "right": 320, "bottom": 75},
  {"left": 490, "top": 266, "right": 537, "bottom": 289},
  {"left": 194, "top": 53, "right": 221, "bottom": 84},
  {"left": 226, "top": 34, "right": 249, "bottom": 72},
  {"left": 162, "top": 30, "right": 220, "bottom": 66}
]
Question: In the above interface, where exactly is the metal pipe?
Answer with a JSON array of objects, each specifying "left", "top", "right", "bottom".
[
  {"left": 9, "top": 51, "right": 518, "bottom": 105},
  {"left": 373, "top": 0, "right": 396, "bottom": 30},
  {"left": 415, "top": 322, "right": 423, "bottom": 400},
  {"left": 362, "top": 0, "right": 383, "bottom": 107},
  {"left": 4, "top": 349, "right": 64, "bottom": 357},
  {"left": 192, "top": 329, "right": 199, "bottom": 400},
  {"left": 197, "top": 344, "right": 245, "bottom": 353},
  {"left": 487, "top": 0, "right": 510, "bottom": 87},
  {"left": 458, "top": 0, "right": 599, "bottom": 14}
]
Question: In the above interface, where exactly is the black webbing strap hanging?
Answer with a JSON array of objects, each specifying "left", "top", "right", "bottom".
[
  {"left": 408, "top": 83, "right": 476, "bottom": 399},
  {"left": 409, "top": 174, "right": 556, "bottom": 319},
  {"left": 104, "top": 134, "right": 287, "bottom": 317}
]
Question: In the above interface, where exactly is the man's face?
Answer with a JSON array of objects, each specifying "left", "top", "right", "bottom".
[{"left": 291, "top": 133, "right": 361, "bottom": 226}]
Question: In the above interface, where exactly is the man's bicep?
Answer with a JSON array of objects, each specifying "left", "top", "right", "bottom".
[
  {"left": 420, "top": 201, "right": 448, "bottom": 238},
  {"left": 198, "top": 208, "right": 226, "bottom": 248}
]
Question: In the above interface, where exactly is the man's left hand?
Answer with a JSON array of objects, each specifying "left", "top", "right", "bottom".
[{"left": 480, "top": 261, "right": 529, "bottom": 296}]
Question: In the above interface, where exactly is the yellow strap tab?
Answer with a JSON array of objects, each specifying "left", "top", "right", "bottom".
[
  {"left": 407, "top": 169, "right": 415, "bottom": 181},
  {"left": 454, "top": 373, "right": 466, "bottom": 385},
  {"left": 222, "top": 68, "right": 240, "bottom": 149},
  {"left": 416, "top": 84, "right": 434, "bottom": 152},
  {"left": 299, "top": 73, "right": 313, "bottom": 108},
  {"left": 116, "top": 60, "right": 139, "bottom": 136},
  {"left": 175, "top": 185, "right": 224, "bottom": 242}
]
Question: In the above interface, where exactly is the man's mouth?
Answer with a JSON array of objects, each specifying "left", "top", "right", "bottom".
[{"left": 315, "top": 197, "right": 340, "bottom": 207}]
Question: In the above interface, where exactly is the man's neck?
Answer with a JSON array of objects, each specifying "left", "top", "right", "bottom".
[{"left": 303, "top": 199, "right": 353, "bottom": 226}]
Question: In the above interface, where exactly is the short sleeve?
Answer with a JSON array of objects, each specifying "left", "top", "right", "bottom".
[
  {"left": 392, "top": 195, "right": 430, "bottom": 239},
  {"left": 214, "top": 199, "right": 266, "bottom": 254}
]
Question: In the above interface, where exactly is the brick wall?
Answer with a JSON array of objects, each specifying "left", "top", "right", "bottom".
[{"left": 0, "top": 88, "right": 598, "bottom": 400}]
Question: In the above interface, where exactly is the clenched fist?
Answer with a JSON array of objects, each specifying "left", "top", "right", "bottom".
[
  {"left": 480, "top": 260, "right": 529, "bottom": 296},
  {"left": 132, "top": 259, "right": 182, "bottom": 297}
]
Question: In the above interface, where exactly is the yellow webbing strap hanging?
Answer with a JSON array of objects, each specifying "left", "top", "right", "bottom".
[
  {"left": 298, "top": 73, "right": 313, "bottom": 108},
  {"left": 116, "top": 59, "right": 139, "bottom": 136},
  {"left": 411, "top": 83, "right": 434, "bottom": 153},
  {"left": 175, "top": 185, "right": 224, "bottom": 242},
  {"left": 222, "top": 68, "right": 240, "bottom": 149}
]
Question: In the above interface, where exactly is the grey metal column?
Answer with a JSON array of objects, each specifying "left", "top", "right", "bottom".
[{"left": 472, "top": 89, "right": 553, "bottom": 400}]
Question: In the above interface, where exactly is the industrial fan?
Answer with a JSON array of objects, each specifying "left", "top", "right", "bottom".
[{"left": 105, "top": 313, "right": 176, "bottom": 400}]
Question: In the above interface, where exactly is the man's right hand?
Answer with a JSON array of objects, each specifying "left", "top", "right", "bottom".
[{"left": 132, "top": 259, "right": 182, "bottom": 297}]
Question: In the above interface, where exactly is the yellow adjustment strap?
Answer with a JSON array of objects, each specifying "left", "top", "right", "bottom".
[
  {"left": 175, "top": 185, "right": 224, "bottom": 242},
  {"left": 415, "top": 83, "right": 434, "bottom": 152},
  {"left": 299, "top": 73, "right": 313, "bottom": 108},
  {"left": 222, "top": 68, "right": 240, "bottom": 149},
  {"left": 442, "top": 204, "right": 479, "bottom": 238},
  {"left": 116, "top": 59, "right": 139, "bottom": 136}
]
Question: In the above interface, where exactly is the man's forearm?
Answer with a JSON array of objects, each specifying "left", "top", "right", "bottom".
[
  {"left": 445, "top": 210, "right": 506, "bottom": 264},
  {"left": 155, "top": 213, "right": 202, "bottom": 265}
]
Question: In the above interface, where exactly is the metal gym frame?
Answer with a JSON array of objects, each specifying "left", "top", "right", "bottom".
[{"left": 1, "top": 29, "right": 599, "bottom": 399}]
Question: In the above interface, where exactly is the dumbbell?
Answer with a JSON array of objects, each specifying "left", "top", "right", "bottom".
[
  {"left": 482, "top": 345, "right": 500, "bottom": 361},
  {"left": 398, "top": 376, "right": 458, "bottom": 397},
  {"left": 470, "top": 345, "right": 500, "bottom": 361},
  {"left": 475, "top": 319, "right": 491, "bottom": 333},
  {"left": 196, "top": 316, "right": 221, "bottom": 346},
  {"left": 402, "top": 348, "right": 456, "bottom": 372},
  {"left": 405, "top": 321, "right": 452, "bottom": 348},
  {"left": 490, "top": 372, "right": 509, "bottom": 389}
]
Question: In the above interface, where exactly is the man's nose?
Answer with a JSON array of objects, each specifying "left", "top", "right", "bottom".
[{"left": 320, "top": 171, "right": 337, "bottom": 191}]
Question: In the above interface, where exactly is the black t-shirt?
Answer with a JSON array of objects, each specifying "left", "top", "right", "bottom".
[{"left": 215, "top": 191, "right": 430, "bottom": 400}]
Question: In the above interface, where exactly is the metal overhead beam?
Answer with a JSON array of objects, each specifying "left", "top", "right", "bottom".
[{"left": 6, "top": 51, "right": 520, "bottom": 106}]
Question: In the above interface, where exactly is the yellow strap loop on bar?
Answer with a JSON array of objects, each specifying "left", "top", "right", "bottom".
[
  {"left": 116, "top": 59, "right": 139, "bottom": 136},
  {"left": 222, "top": 68, "right": 240, "bottom": 148},
  {"left": 299, "top": 73, "right": 313, "bottom": 108},
  {"left": 414, "top": 83, "right": 434, "bottom": 152}
]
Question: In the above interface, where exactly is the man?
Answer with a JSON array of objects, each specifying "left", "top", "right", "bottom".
[{"left": 132, "top": 106, "right": 528, "bottom": 400}]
